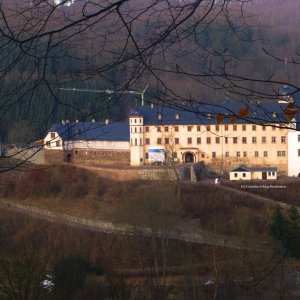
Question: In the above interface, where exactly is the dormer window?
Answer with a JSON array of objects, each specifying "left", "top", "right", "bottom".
[
  {"left": 175, "top": 113, "right": 180, "bottom": 120},
  {"left": 206, "top": 113, "right": 211, "bottom": 119},
  {"left": 272, "top": 112, "right": 277, "bottom": 118},
  {"left": 158, "top": 113, "right": 162, "bottom": 120},
  {"left": 50, "top": 132, "right": 55, "bottom": 139},
  {"left": 253, "top": 112, "right": 257, "bottom": 118}
]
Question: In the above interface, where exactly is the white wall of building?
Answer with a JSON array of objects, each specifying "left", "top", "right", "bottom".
[
  {"left": 129, "top": 116, "right": 144, "bottom": 166},
  {"left": 288, "top": 124, "right": 300, "bottom": 176},
  {"left": 229, "top": 171, "right": 251, "bottom": 180},
  {"left": 44, "top": 132, "right": 63, "bottom": 150},
  {"left": 73, "top": 140, "right": 129, "bottom": 150}
]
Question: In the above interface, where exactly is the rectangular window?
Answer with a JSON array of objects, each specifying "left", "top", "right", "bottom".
[
  {"left": 207, "top": 137, "right": 211, "bottom": 144},
  {"left": 234, "top": 173, "right": 238, "bottom": 178},
  {"left": 56, "top": 141, "right": 60, "bottom": 147},
  {"left": 50, "top": 132, "right": 55, "bottom": 139},
  {"left": 175, "top": 138, "right": 179, "bottom": 145},
  {"left": 233, "top": 137, "right": 238, "bottom": 144},
  {"left": 216, "top": 125, "right": 219, "bottom": 131},
  {"left": 298, "top": 149, "right": 300, "bottom": 157},
  {"left": 262, "top": 137, "right": 266, "bottom": 143},
  {"left": 252, "top": 125, "right": 256, "bottom": 131},
  {"left": 46, "top": 141, "right": 51, "bottom": 147},
  {"left": 145, "top": 138, "right": 150, "bottom": 145},
  {"left": 255, "top": 151, "right": 259, "bottom": 157},
  {"left": 187, "top": 126, "right": 192, "bottom": 132},
  {"left": 145, "top": 153, "right": 149, "bottom": 159},
  {"left": 233, "top": 125, "right": 237, "bottom": 131},
  {"left": 197, "top": 125, "right": 201, "bottom": 132},
  {"left": 164, "top": 126, "right": 169, "bottom": 132},
  {"left": 145, "top": 126, "right": 149, "bottom": 132},
  {"left": 212, "top": 152, "right": 216, "bottom": 158},
  {"left": 225, "top": 125, "right": 228, "bottom": 131},
  {"left": 243, "top": 151, "right": 247, "bottom": 157},
  {"left": 252, "top": 137, "right": 257, "bottom": 144},
  {"left": 272, "top": 137, "right": 276, "bottom": 143},
  {"left": 197, "top": 137, "right": 201, "bottom": 144},
  {"left": 262, "top": 125, "right": 266, "bottom": 131},
  {"left": 236, "top": 151, "right": 240, "bottom": 157},
  {"left": 157, "top": 126, "right": 161, "bottom": 132},
  {"left": 187, "top": 138, "right": 192, "bottom": 144},
  {"left": 165, "top": 138, "right": 169, "bottom": 144},
  {"left": 157, "top": 138, "right": 161, "bottom": 145},
  {"left": 242, "top": 125, "right": 246, "bottom": 131},
  {"left": 281, "top": 136, "right": 286, "bottom": 143},
  {"left": 243, "top": 173, "right": 246, "bottom": 178},
  {"left": 225, "top": 137, "right": 228, "bottom": 144},
  {"left": 242, "top": 137, "right": 247, "bottom": 144},
  {"left": 175, "top": 126, "right": 179, "bottom": 132},
  {"left": 264, "top": 151, "right": 268, "bottom": 157},
  {"left": 298, "top": 135, "right": 300, "bottom": 142},
  {"left": 278, "top": 151, "right": 286, "bottom": 157},
  {"left": 225, "top": 151, "right": 229, "bottom": 157},
  {"left": 206, "top": 125, "right": 210, "bottom": 131},
  {"left": 216, "top": 137, "right": 220, "bottom": 144}
]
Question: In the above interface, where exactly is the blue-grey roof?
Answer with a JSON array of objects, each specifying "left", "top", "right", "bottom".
[
  {"left": 229, "top": 165, "right": 252, "bottom": 172},
  {"left": 48, "top": 122, "right": 129, "bottom": 142},
  {"left": 230, "top": 165, "right": 277, "bottom": 172},
  {"left": 136, "top": 100, "right": 291, "bottom": 126}
]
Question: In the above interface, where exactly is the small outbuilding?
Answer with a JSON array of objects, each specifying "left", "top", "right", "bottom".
[{"left": 229, "top": 165, "right": 277, "bottom": 181}]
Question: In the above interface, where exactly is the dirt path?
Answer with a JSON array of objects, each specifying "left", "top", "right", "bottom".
[{"left": 0, "top": 198, "right": 266, "bottom": 252}]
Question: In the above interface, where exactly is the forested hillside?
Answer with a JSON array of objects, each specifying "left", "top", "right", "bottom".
[{"left": 0, "top": 0, "right": 299, "bottom": 144}]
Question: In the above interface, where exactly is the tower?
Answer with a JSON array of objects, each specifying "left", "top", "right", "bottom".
[{"left": 129, "top": 108, "right": 144, "bottom": 166}]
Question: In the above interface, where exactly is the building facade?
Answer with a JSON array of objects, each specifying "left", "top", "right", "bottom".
[{"left": 44, "top": 94, "right": 300, "bottom": 176}]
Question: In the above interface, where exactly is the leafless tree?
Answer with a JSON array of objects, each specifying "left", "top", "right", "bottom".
[{"left": 0, "top": 0, "right": 299, "bottom": 172}]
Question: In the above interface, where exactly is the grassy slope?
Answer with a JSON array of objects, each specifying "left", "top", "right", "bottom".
[{"left": 0, "top": 165, "right": 277, "bottom": 238}]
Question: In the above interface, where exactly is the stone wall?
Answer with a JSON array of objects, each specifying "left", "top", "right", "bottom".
[
  {"left": 87, "top": 166, "right": 178, "bottom": 181},
  {"left": 207, "top": 157, "right": 288, "bottom": 176},
  {"left": 44, "top": 149, "right": 64, "bottom": 164},
  {"left": 73, "top": 149, "right": 130, "bottom": 166}
]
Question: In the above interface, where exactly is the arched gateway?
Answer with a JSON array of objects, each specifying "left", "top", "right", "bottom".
[{"left": 183, "top": 152, "right": 195, "bottom": 163}]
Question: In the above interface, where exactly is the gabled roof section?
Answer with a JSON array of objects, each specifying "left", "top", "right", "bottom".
[
  {"left": 229, "top": 165, "right": 252, "bottom": 172},
  {"left": 250, "top": 167, "right": 278, "bottom": 172},
  {"left": 230, "top": 165, "right": 278, "bottom": 173},
  {"left": 48, "top": 122, "right": 129, "bottom": 142},
  {"left": 136, "top": 100, "right": 289, "bottom": 125},
  {"left": 129, "top": 107, "right": 143, "bottom": 117}
]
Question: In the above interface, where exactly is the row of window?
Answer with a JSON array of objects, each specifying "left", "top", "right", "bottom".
[
  {"left": 146, "top": 136, "right": 286, "bottom": 145},
  {"left": 146, "top": 124, "right": 284, "bottom": 133},
  {"left": 234, "top": 171, "right": 276, "bottom": 178},
  {"left": 46, "top": 141, "right": 61, "bottom": 147},
  {"left": 225, "top": 151, "right": 285, "bottom": 158},
  {"left": 130, "top": 118, "right": 142, "bottom": 124}
]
